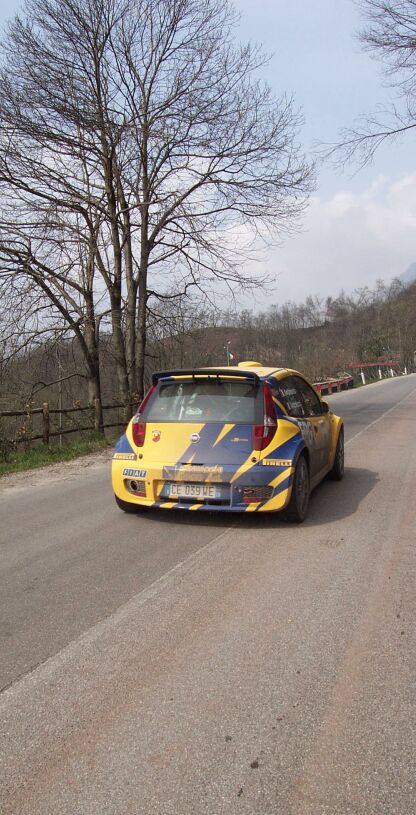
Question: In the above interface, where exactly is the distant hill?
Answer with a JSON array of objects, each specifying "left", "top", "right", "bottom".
[{"left": 399, "top": 262, "right": 416, "bottom": 285}]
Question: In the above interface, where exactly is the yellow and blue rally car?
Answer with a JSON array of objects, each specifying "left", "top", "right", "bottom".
[{"left": 112, "top": 362, "right": 344, "bottom": 522}]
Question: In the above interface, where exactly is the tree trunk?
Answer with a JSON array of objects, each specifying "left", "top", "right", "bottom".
[
  {"left": 110, "top": 293, "right": 131, "bottom": 420},
  {"left": 84, "top": 292, "right": 104, "bottom": 432},
  {"left": 136, "top": 211, "right": 149, "bottom": 401},
  {"left": 136, "top": 275, "right": 147, "bottom": 401}
]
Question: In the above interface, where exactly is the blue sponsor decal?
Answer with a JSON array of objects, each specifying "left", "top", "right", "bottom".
[
  {"left": 122, "top": 468, "right": 147, "bottom": 478},
  {"left": 114, "top": 434, "right": 135, "bottom": 455}
]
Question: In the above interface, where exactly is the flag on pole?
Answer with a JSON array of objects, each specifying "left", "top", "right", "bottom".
[{"left": 226, "top": 343, "right": 237, "bottom": 365}]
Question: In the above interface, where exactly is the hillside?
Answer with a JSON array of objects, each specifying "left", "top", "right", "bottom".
[{"left": 1, "top": 279, "right": 415, "bottom": 419}]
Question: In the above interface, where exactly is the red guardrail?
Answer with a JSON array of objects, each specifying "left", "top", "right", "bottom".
[{"left": 314, "top": 375, "right": 354, "bottom": 395}]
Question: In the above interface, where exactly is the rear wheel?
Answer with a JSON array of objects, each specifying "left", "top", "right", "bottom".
[
  {"left": 328, "top": 428, "right": 344, "bottom": 481},
  {"left": 114, "top": 494, "right": 147, "bottom": 513},
  {"left": 282, "top": 454, "right": 310, "bottom": 523}
]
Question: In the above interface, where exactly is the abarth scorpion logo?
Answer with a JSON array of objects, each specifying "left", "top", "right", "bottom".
[{"left": 190, "top": 432, "right": 200, "bottom": 443}]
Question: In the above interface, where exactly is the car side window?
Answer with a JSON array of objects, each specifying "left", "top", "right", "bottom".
[
  {"left": 276, "top": 377, "right": 306, "bottom": 418},
  {"left": 293, "top": 376, "right": 323, "bottom": 417},
  {"left": 268, "top": 379, "right": 285, "bottom": 416}
]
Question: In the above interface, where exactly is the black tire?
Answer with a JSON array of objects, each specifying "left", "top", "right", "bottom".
[
  {"left": 281, "top": 454, "right": 310, "bottom": 523},
  {"left": 328, "top": 427, "right": 344, "bottom": 481},
  {"left": 114, "top": 494, "right": 147, "bottom": 513}
]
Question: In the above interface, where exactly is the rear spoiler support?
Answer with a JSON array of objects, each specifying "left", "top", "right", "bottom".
[{"left": 152, "top": 368, "right": 260, "bottom": 385}]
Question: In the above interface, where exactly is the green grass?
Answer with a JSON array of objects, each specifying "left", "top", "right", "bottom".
[{"left": 0, "top": 433, "right": 115, "bottom": 476}]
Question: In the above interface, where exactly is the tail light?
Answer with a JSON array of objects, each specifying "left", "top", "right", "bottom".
[
  {"left": 132, "top": 418, "right": 146, "bottom": 447},
  {"left": 132, "top": 384, "right": 155, "bottom": 447},
  {"left": 253, "top": 381, "right": 277, "bottom": 451}
]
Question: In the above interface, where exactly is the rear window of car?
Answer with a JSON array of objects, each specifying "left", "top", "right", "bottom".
[{"left": 142, "top": 378, "right": 262, "bottom": 423}]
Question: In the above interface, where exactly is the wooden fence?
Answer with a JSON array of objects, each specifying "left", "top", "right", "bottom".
[{"left": 0, "top": 399, "right": 136, "bottom": 446}]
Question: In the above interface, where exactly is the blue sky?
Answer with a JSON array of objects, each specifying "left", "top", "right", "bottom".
[
  {"left": 1, "top": 0, "right": 415, "bottom": 307},
  {"left": 236, "top": 0, "right": 413, "bottom": 195},
  {"left": 233, "top": 0, "right": 416, "bottom": 307}
]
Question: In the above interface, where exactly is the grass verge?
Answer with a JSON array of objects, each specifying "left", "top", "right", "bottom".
[{"left": 0, "top": 433, "right": 115, "bottom": 476}]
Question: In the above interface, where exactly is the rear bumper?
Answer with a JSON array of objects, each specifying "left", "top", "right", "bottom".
[{"left": 112, "top": 458, "right": 294, "bottom": 513}]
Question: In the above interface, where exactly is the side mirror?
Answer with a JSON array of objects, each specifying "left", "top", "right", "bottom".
[{"left": 321, "top": 400, "right": 330, "bottom": 414}]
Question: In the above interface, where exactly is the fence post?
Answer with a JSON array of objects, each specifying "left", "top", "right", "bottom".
[
  {"left": 94, "top": 398, "right": 102, "bottom": 433},
  {"left": 42, "top": 402, "right": 50, "bottom": 445}
]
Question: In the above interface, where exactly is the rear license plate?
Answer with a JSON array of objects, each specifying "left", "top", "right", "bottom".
[{"left": 167, "top": 482, "right": 219, "bottom": 500}]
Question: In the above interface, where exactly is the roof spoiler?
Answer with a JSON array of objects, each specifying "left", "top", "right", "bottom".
[{"left": 152, "top": 368, "right": 260, "bottom": 385}]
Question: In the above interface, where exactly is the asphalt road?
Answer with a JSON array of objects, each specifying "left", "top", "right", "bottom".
[{"left": 1, "top": 374, "right": 415, "bottom": 814}]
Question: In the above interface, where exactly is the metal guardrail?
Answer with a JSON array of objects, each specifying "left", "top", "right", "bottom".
[{"left": 314, "top": 375, "right": 354, "bottom": 395}]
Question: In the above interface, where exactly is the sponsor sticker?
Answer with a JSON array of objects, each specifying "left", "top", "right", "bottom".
[
  {"left": 122, "top": 468, "right": 147, "bottom": 478},
  {"left": 262, "top": 459, "right": 292, "bottom": 467},
  {"left": 113, "top": 452, "right": 137, "bottom": 461},
  {"left": 163, "top": 464, "right": 224, "bottom": 483},
  {"left": 297, "top": 420, "right": 315, "bottom": 446},
  {"left": 181, "top": 464, "right": 224, "bottom": 474}
]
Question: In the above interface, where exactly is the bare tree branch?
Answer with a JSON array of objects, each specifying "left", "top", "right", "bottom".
[{"left": 323, "top": 0, "right": 416, "bottom": 167}]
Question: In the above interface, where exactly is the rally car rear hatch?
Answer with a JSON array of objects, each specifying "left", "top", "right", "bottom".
[{"left": 133, "top": 369, "right": 263, "bottom": 465}]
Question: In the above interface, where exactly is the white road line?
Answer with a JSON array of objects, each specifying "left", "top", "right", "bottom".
[{"left": 345, "top": 385, "right": 416, "bottom": 447}]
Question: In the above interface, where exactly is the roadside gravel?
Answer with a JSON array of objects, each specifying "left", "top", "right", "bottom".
[{"left": 0, "top": 448, "right": 113, "bottom": 494}]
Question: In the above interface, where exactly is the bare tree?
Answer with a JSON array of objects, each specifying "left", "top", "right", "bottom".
[
  {"left": 0, "top": 224, "right": 105, "bottom": 426},
  {"left": 0, "top": 0, "right": 313, "bottom": 405},
  {"left": 326, "top": 0, "right": 416, "bottom": 165}
]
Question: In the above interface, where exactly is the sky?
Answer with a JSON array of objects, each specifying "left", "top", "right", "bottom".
[
  {"left": 1, "top": 0, "right": 415, "bottom": 309},
  {"left": 233, "top": 0, "right": 416, "bottom": 307}
]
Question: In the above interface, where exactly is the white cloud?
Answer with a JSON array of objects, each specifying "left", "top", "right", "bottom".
[{"left": 239, "top": 174, "right": 416, "bottom": 309}]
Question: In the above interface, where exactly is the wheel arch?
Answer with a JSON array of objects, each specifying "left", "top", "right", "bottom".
[
  {"left": 329, "top": 419, "right": 344, "bottom": 469},
  {"left": 293, "top": 441, "right": 310, "bottom": 473}
]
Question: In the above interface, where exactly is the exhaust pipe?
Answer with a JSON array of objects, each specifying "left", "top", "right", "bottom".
[{"left": 125, "top": 479, "right": 146, "bottom": 497}]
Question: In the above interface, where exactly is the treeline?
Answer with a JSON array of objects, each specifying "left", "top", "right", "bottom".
[
  {"left": 149, "top": 277, "right": 416, "bottom": 381},
  {"left": 1, "top": 278, "right": 414, "bottom": 425},
  {"left": 225, "top": 278, "right": 416, "bottom": 379}
]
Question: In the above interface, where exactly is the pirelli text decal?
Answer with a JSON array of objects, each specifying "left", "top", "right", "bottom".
[{"left": 113, "top": 452, "right": 137, "bottom": 461}]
